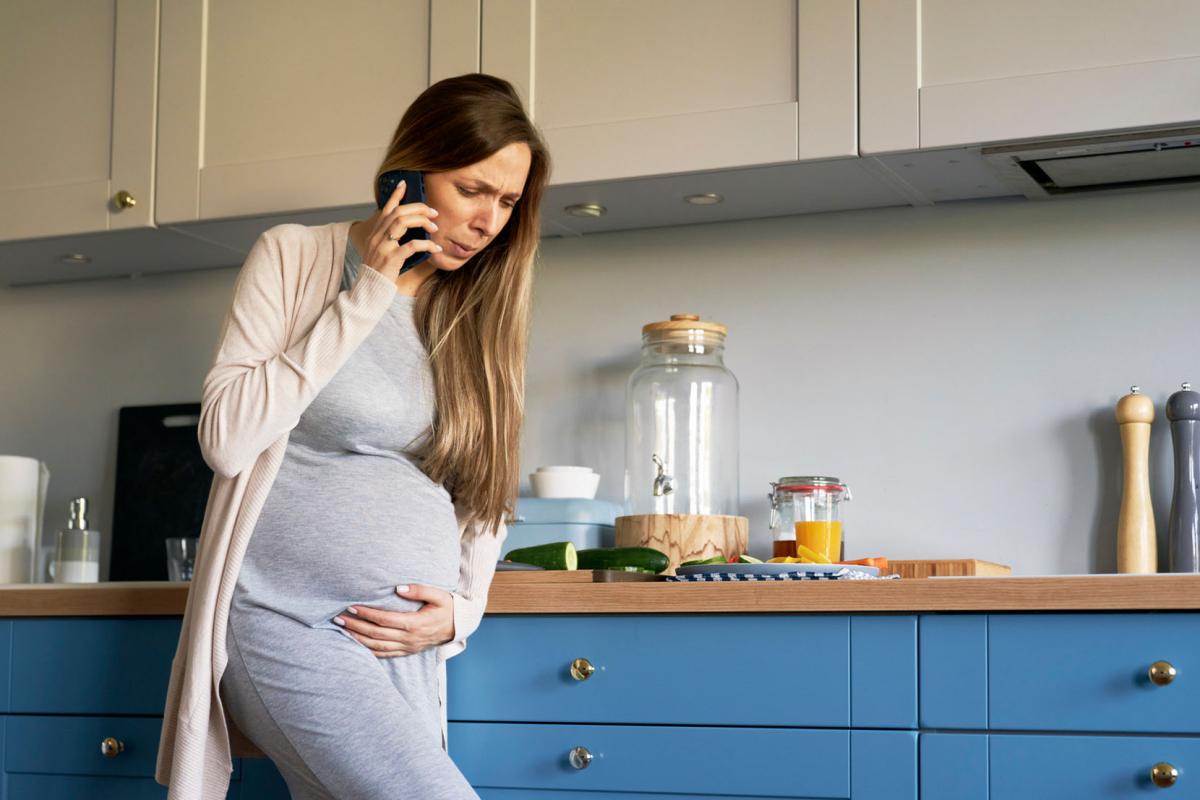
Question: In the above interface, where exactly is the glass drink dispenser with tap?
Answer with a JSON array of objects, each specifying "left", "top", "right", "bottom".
[{"left": 624, "top": 314, "right": 740, "bottom": 517}]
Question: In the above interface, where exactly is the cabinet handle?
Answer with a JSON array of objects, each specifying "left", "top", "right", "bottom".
[
  {"left": 568, "top": 746, "right": 593, "bottom": 770},
  {"left": 1151, "top": 762, "right": 1179, "bottom": 788},
  {"left": 570, "top": 658, "right": 595, "bottom": 681},
  {"left": 1149, "top": 661, "right": 1177, "bottom": 686},
  {"left": 112, "top": 190, "right": 137, "bottom": 210},
  {"left": 100, "top": 737, "right": 125, "bottom": 758}
]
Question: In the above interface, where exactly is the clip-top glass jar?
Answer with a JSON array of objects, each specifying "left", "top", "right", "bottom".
[
  {"left": 769, "top": 476, "right": 851, "bottom": 561},
  {"left": 624, "top": 314, "right": 740, "bottom": 516}
]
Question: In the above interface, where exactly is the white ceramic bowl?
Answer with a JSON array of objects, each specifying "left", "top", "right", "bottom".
[
  {"left": 529, "top": 470, "right": 601, "bottom": 499},
  {"left": 534, "top": 465, "right": 595, "bottom": 474}
]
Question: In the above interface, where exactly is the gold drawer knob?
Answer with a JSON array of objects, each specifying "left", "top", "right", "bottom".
[
  {"left": 100, "top": 737, "right": 125, "bottom": 758},
  {"left": 1149, "top": 661, "right": 1177, "bottom": 686},
  {"left": 570, "top": 657, "right": 595, "bottom": 681},
  {"left": 112, "top": 190, "right": 137, "bottom": 210},
  {"left": 1151, "top": 762, "right": 1179, "bottom": 788},
  {"left": 568, "top": 746, "right": 593, "bottom": 770}
]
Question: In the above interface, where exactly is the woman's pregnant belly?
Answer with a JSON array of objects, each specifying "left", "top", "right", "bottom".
[{"left": 233, "top": 447, "right": 462, "bottom": 627}]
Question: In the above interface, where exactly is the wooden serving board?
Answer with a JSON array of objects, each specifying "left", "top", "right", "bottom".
[
  {"left": 493, "top": 569, "right": 665, "bottom": 583},
  {"left": 887, "top": 559, "right": 1011, "bottom": 579}
]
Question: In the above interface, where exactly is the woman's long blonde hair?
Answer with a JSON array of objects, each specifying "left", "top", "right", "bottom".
[{"left": 374, "top": 74, "right": 550, "bottom": 535}]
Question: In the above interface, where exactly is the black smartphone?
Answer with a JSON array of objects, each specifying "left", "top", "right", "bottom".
[{"left": 375, "top": 169, "right": 431, "bottom": 274}]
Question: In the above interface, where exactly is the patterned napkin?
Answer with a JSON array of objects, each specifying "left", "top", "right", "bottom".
[{"left": 666, "top": 567, "right": 900, "bottom": 582}]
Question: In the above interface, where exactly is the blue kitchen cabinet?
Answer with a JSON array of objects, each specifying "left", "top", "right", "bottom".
[
  {"left": 921, "top": 733, "right": 1199, "bottom": 798},
  {"left": 447, "top": 614, "right": 917, "bottom": 730},
  {"left": 0, "top": 608, "right": 1191, "bottom": 798},
  {"left": 0, "top": 617, "right": 288, "bottom": 800},
  {"left": 921, "top": 613, "right": 1200, "bottom": 734},
  {"left": 919, "top": 613, "right": 1200, "bottom": 798},
  {"left": 447, "top": 614, "right": 918, "bottom": 798}
]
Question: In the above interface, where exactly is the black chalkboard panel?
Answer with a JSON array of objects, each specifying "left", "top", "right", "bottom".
[{"left": 109, "top": 403, "right": 212, "bottom": 581}]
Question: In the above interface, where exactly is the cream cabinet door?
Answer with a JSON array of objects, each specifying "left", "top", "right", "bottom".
[
  {"left": 482, "top": 0, "right": 856, "bottom": 185},
  {"left": 156, "top": 0, "right": 479, "bottom": 224},
  {"left": 0, "top": 0, "right": 158, "bottom": 241},
  {"left": 861, "top": 0, "right": 1200, "bottom": 153}
]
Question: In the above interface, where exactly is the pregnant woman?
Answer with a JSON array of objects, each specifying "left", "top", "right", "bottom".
[{"left": 156, "top": 74, "right": 550, "bottom": 799}]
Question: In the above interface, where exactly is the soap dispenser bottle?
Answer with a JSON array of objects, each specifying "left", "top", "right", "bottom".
[
  {"left": 1166, "top": 382, "right": 1200, "bottom": 572},
  {"left": 53, "top": 497, "right": 100, "bottom": 583}
]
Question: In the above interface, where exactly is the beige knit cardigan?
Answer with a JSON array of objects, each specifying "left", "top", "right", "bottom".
[{"left": 155, "top": 220, "right": 506, "bottom": 799}]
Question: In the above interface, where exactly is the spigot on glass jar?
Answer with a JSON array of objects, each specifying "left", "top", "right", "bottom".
[{"left": 768, "top": 476, "right": 851, "bottom": 562}]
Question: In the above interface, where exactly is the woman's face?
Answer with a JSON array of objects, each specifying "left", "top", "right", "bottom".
[{"left": 422, "top": 142, "right": 533, "bottom": 270}]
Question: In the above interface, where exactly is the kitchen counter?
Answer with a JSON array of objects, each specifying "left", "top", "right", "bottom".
[{"left": 4, "top": 573, "right": 1200, "bottom": 616}]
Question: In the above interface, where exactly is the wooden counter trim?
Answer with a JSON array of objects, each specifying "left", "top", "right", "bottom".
[
  {"left": 0, "top": 582, "right": 189, "bottom": 617},
  {"left": 0, "top": 574, "right": 1197, "bottom": 616},
  {"left": 486, "top": 574, "right": 1200, "bottom": 613}
]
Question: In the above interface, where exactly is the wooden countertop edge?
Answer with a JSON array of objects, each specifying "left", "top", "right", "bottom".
[
  {"left": 0, "top": 574, "right": 1197, "bottom": 616},
  {"left": 487, "top": 575, "right": 1200, "bottom": 613}
]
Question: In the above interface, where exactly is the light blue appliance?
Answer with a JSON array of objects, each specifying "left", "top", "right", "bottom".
[{"left": 502, "top": 497, "right": 622, "bottom": 553}]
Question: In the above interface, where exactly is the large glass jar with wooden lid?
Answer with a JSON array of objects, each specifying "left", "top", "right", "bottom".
[{"left": 618, "top": 313, "right": 746, "bottom": 572}]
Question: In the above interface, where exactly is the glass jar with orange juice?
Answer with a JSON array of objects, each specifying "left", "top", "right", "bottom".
[{"left": 768, "top": 477, "right": 851, "bottom": 562}]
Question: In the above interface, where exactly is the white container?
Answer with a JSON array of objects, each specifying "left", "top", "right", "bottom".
[
  {"left": 0, "top": 456, "right": 50, "bottom": 584},
  {"left": 529, "top": 469, "right": 601, "bottom": 499}
]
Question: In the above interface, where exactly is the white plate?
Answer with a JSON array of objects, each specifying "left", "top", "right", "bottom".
[{"left": 675, "top": 562, "right": 880, "bottom": 577}]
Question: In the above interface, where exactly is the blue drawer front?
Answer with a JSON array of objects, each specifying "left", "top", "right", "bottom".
[
  {"left": 991, "top": 734, "right": 1200, "bottom": 798},
  {"left": 450, "top": 722, "right": 850, "bottom": 798},
  {"left": 5, "top": 774, "right": 167, "bottom": 799},
  {"left": 990, "top": 613, "right": 1200, "bottom": 733},
  {"left": 10, "top": 618, "right": 181, "bottom": 714},
  {"left": 448, "top": 614, "right": 851, "bottom": 726},
  {"left": 0, "top": 622, "right": 10, "bottom": 713},
  {"left": 227, "top": 759, "right": 290, "bottom": 799},
  {"left": 920, "top": 733, "right": 988, "bottom": 800},
  {"left": 919, "top": 615, "right": 987, "bottom": 729},
  {"left": 5, "top": 715, "right": 164, "bottom": 778},
  {"left": 476, "top": 792, "right": 813, "bottom": 799},
  {"left": 851, "top": 616, "right": 917, "bottom": 729},
  {"left": 851, "top": 730, "right": 917, "bottom": 800}
]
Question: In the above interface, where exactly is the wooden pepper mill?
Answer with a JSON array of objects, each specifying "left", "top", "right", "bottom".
[{"left": 1116, "top": 386, "right": 1157, "bottom": 573}]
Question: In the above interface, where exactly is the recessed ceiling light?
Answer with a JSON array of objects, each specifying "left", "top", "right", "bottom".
[
  {"left": 60, "top": 253, "right": 91, "bottom": 264},
  {"left": 564, "top": 203, "right": 606, "bottom": 218},
  {"left": 684, "top": 193, "right": 723, "bottom": 205}
]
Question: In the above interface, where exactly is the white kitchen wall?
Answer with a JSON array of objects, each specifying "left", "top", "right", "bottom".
[
  {"left": 522, "top": 186, "right": 1200, "bottom": 575},
  {"left": 2, "top": 186, "right": 1197, "bottom": 577}
]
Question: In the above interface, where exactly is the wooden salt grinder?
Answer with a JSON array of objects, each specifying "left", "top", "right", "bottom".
[{"left": 1116, "top": 386, "right": 1157, "bottom": 573}]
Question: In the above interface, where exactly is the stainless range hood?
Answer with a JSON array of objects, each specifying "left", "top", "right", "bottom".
[{"left": 982, "top": 127, "right": 1200, "bottom": 199}]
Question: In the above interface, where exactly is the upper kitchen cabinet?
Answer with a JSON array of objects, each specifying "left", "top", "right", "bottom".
[
  {"left": 860, "top": 0, "right": 1200, "bottom": 153},
  {"left": 0, "top": 0, "right": 158, "bottom": 241},
  {"left": 155, "top": 0, "right": 479, "bottom": 224},
  {"left": 481, "top": 0, "right": 857, "bottom": 185}
]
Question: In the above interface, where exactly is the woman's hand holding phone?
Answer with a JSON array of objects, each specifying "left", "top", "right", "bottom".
[{"left": 363, "top": 180, "right": 442, "bottom": 282}]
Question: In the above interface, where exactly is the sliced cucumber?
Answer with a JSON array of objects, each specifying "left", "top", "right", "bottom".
[{"left": 679, "top": 555, "right": 729, "bottom": 567}]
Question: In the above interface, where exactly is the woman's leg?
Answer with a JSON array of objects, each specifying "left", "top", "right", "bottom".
[{"left": 221, "top": 608, "right": 478, "bottom": 800}]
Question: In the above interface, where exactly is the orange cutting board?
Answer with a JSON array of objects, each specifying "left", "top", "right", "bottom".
[{"left": 886, "top": 559, "right": 1011, "bottom": 578}]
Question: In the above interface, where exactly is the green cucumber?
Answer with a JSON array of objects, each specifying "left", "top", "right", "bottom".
[
  {"left": 503, "top": 542, "right": 578, "bottom": 570},
  {"left": 576, "top": 547, "right": 670, "bottom": 574},
  {"left": 680, "top": 556, "right": 728, "bottom": 567}
]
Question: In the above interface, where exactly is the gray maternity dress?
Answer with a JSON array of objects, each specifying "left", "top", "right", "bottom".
[{"left": 218, "top": 239, "right": 478, "bottom": 800}]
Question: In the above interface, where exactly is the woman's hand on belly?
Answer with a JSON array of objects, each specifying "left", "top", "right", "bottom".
[{"left": 332, "top": 584, "right": 455, "bottom": 657}]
